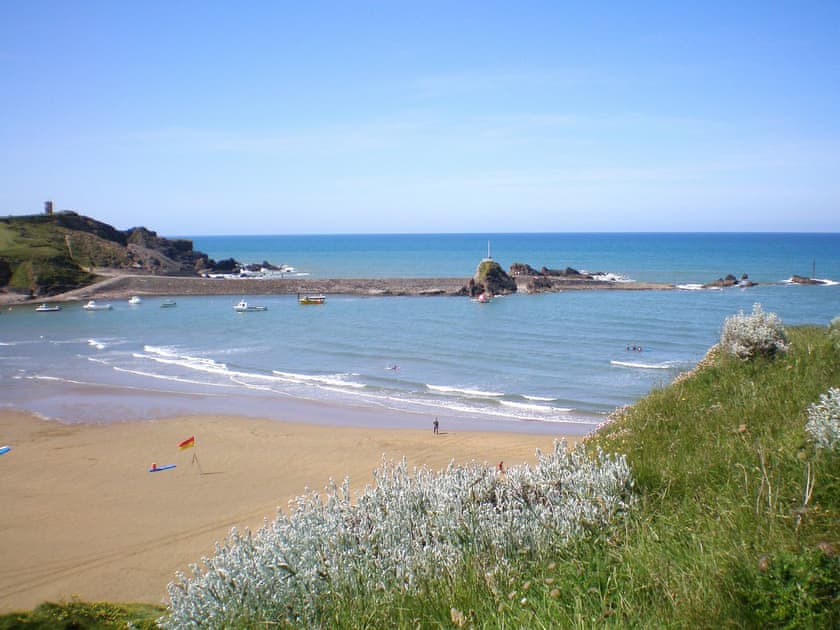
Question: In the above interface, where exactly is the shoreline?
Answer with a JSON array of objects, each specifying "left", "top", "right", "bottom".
[
  {"left": 0, "top": 409, "right": 568, "bottom": 612},
  {"left": 0, "top": 271, "right": 675, "bottom": 305}
]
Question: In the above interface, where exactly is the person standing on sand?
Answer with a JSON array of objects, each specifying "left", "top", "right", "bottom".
[{"left": 433, "top": 417, "right": 439, "bottom": 435}]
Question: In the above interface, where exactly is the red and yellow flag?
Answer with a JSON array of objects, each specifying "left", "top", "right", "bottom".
[{"left": 178, "top": 435, "right": 195, "bottom": 450}]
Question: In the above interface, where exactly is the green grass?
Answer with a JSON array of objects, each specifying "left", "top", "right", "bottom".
[
  {"left": 5, "top": 325, "right": 839, "bottom": 628},
  {"left": 0, "top": 217, "right": 97, "bottom": 293},
  {"left": 0, "top": 601, "right": 164, "bottom": 629},
  {"left": 317, "top": 324, "right": 840, "bottom": 628}
]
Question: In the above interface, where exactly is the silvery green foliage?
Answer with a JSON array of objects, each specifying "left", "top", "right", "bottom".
[
  {"left": 163, "top": 441, "right": 634, "bottom": 629},
  {"left": 829, "top": 315, "right": 840, "bottom": 350},
  {"left": 805, "top": 387, "right": 840, "bottom": 451},
  {"left": 720, "top": 303, "right": 789, "bottom": 360}
]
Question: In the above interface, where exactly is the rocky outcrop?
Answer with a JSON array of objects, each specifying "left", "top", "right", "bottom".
[
  {"left": 526, "top": 276, "right": 555, "bottom": 293},
  {"left": 0, "top": 211, "right": 220, "bottom": 296},
  {"left": 790, "top": 275, "right": 824, "bottom": 285},
  {"left": 703, "top": 273, "right": 756, "bottom": 289},
  {"left": 542, "top": 266, "right": 593, "bottom": 279},
  {"left": 465, "top": 259, "right": 517, "bottom": 297},
  {"left": 509, "top": 262, "right": 540, "bottom": 277}
]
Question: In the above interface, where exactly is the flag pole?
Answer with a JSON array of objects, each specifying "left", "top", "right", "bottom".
[{"left": 192, "top": 447, "right": 204, "bottom": 475}]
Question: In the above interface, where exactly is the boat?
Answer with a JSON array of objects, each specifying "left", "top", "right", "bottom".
[
  {"left": 233, "top": 299, "right": 268, "bottom": 312},
  {"left": 476, "top": 292, "right": 492, "bottom": 303},
  {"left": 128, "top": 296, "right": 142, "bottom": 305},
  {"left": 298, "top": 294, "right": 325, "bottom": 305},
  {"left": 82, "top": 300, "right": 112, "bottom": 311},
  {"left": 160, "top": 300, "right": 177, "bottom": 308},
  {"left": 35, "top": 303, "right": 61, "bottom": 312}
]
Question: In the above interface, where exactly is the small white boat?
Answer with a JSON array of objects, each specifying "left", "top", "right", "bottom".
[
  {"left": 82, "top": 300, "right": 112, "bottom": 311},
  {"left": 35, "top": 303, "right": 61, "bottom": 312},
  {"left": 233, "top": 300, "right": 268, "bottom": 312},
  {"left": 160, "top": 299, "right": 177, "bottom": 308},
  {"left": 128, "top": 296, "right": 142, "bottom": 305},
  {"left": 298, "top": 294, "right": 325, "bottom": 305},
  {"left": 475, "top": 292, "right": 492, "bottom": 303}
]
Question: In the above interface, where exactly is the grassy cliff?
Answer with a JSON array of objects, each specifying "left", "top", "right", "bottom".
[{"left": 0, "top": 213, "right": 208, "bottom": 297}]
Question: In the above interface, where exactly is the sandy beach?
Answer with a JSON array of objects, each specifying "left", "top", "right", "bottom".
[{"left": 0, "top": 410, "right": 566, "bottom": 612}]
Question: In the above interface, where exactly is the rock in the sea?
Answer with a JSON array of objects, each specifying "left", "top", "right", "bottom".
[
  {"left": 790, "top": 274, "right": 824, "bottom": 285},
  {"left": 703, "top": 273, "right": 756, "bottom": 288},
  {"left": 466, "top": 259, "right": 517, "bottom": 297}
]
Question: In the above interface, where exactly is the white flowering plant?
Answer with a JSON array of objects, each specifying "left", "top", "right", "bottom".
[
  {"left": 720, "top": 303, "right": 789, "bottom": 360},
  {"left": 805, "top": 387, "right": 840, "bottom": 452},
  {"left": 163, "top": 441, "right": 634, "bottom": 629}
]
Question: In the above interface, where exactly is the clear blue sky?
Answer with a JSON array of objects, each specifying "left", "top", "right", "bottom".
[{"left": 1, "top": 1, "right": 838, "bottom": 234}]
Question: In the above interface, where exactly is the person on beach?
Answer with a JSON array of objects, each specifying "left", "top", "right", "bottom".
[{"left": 433, "top": 417, "right": 439, "bottom": 435}]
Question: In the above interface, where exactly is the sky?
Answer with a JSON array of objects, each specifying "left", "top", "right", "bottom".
[{"left": 1, "top": 1, "right": 838, "bottom": 235}]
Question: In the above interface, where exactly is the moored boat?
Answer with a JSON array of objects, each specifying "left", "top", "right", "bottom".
[
  {"left": 35, "top": 303, "right": 62, "bottom": 312},
  {"left": 298, "top": 294, "right": 326, "bottom": 305},
  {"left": 128, "top": 296, "right": 142, "bottom": 304},
  {"left": 233, "top": 299, "right": 268, "bottom": 312},
  {"left": 82, "top": 300, "right": 112, "bottom": 311},
  {"left": 160, "top": 299, "right": 177, "bottom": 308}
]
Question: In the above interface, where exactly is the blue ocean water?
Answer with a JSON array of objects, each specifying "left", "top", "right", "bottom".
[
  {"left": 2, "top": 233, "right": 838, "bottom": 435},
  {"left": 190, "top": 232, "right": 840, "bottom": 285}
]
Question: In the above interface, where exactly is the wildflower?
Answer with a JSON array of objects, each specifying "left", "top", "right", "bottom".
[{"left": 450, "top": 607, "right": 467, "bottom": 628}]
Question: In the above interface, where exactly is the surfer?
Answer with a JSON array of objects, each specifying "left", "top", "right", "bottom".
[{"left": 387, "top": 364, "right": 400, "bottom": 371}]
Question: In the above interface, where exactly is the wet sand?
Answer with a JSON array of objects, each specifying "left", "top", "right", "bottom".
[{"left": 0, "top": 410, "right": 566, "bottom": 612}]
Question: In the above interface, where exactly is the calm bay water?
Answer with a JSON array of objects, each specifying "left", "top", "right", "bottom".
[{"left": 2, "top": 233, "right": 838, "bottom": 434}]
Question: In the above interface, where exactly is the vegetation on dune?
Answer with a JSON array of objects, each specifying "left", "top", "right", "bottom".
[{"left": 4, "top": 306, "right": 839, "bottom": 628}]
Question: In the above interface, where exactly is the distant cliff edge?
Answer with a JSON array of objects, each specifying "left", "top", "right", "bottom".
[{"left": 0, "top": 211, "right": 215, "bottom": 297}]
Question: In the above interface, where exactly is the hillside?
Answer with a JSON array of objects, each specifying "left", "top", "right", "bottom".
[
  {"left": 1, "top": 314, "right": 838, "bottom": 629},
  {"left": 0, "top": 212, "right": 211, "bottom": 297}
]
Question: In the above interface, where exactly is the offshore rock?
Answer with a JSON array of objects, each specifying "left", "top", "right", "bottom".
[
  {"left": 467, "top": 259, "right": 517, "bottom": 297},
  {"left": 790, "top": 274, "right": 826, "bottom": 285},
  {"left": 703, "top": 273, "right": 756, "bottom": 289}
]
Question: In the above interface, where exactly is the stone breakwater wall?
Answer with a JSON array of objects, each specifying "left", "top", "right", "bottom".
[
  {"left": 64, "top": 275, "right": 471, "bottom": 300},
  {"left": 2, "top": 273, "right": 675, "bottom": 304}
]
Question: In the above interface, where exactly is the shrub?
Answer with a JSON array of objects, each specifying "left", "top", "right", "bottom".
[
  {"left": 745, "top": 547, "right": 840, "bottom": 628},
  {"left": 829, "top": 315, "right": 840, "bottom": 350},
  {"left": 805, "top": 387, "right": 840, "bottom": 451},
  {"left": 163, "top": 442, "right": 634, "bottom": 629},
  {"left": 720, "top": 303, "right": 789, "bottom": 360}
]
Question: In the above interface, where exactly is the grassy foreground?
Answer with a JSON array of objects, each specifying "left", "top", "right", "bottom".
[{"left": 2, "top": 324, "right": 838, "bottom": 628}]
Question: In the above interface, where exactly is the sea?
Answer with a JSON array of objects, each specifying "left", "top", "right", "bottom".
[{"left": 2, "top": 233, "right": 838, "bottom": 436}]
